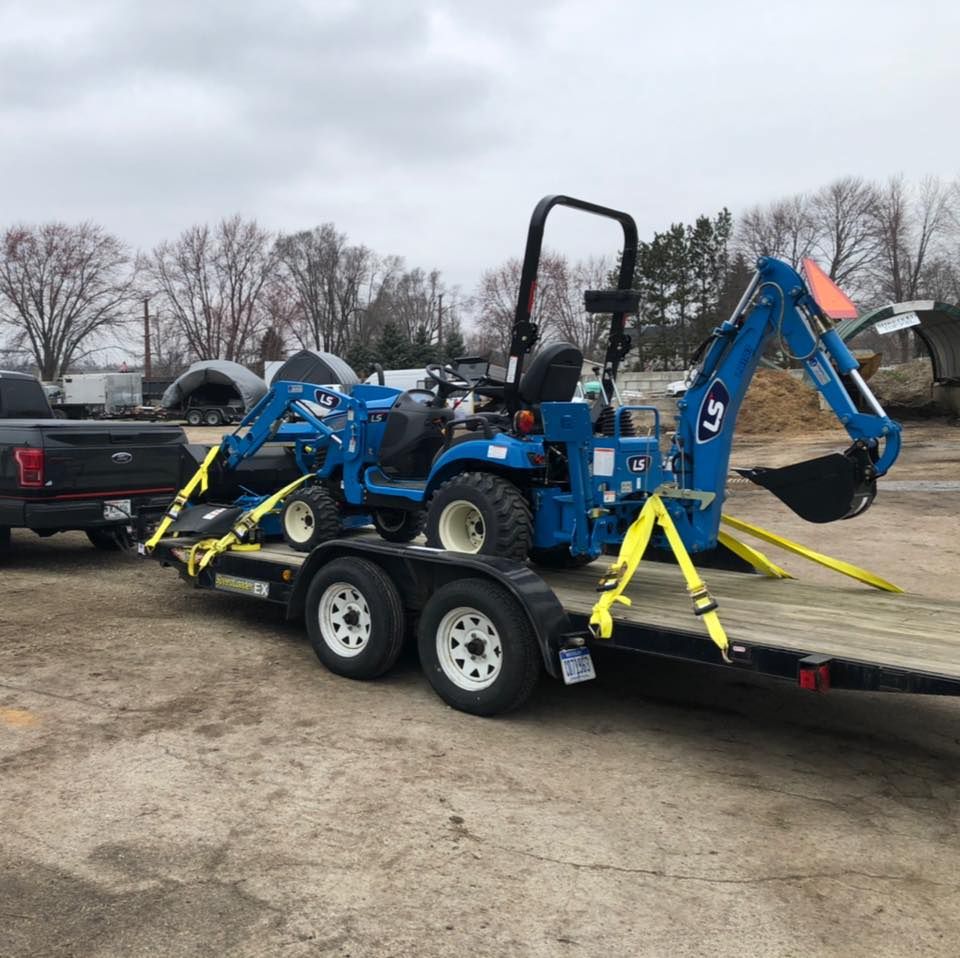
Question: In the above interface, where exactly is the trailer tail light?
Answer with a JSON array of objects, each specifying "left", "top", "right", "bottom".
[
  {"left": 14, "top": 447, "right": 45, "bottom": 487},
  {"left": 798, "top": 657, "right": 831, "bottom": 692},
  {"left": 514, "top": 409, "right": 536, "bottom": 434}
]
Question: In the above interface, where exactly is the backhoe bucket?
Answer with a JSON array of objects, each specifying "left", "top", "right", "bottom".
[{"left": 736, "top": 448, "right": 876, "bottom": 523}]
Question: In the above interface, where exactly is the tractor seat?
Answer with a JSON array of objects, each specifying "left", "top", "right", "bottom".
[{"left": 519, "top": 343, "right": 583, "bottom": 406}]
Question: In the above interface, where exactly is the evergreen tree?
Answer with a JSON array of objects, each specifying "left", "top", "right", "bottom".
[
  {"left": 441, "top": 321, "right": 466, "bottom": 363},
  {"left": 409, "top": 325, "right": 439, "bottom": 366}
]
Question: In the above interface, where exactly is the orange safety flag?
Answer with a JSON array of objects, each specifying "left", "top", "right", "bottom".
[{"left": 802, "top": 258, "right": 858, "bottom": 319}]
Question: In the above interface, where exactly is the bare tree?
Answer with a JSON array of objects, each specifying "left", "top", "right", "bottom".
[
  {"left": 0, "top": 222, "right": 135, "bottom": 379},
  {"left": 473, "top": 255, "right": 560, "bottom": 364},
  {"left": 810, "top": 176, "right": 880, "bottom": 290},
  {"left": 149, "top": 216, "right": 278, "bottom": 363},
  {"left": 543, "top": 255, "right": 612, "bottom": 360},
  {"left": 275, "top": 224, "right": 375, "bottom": 355},
  {"left": 871, "top": 175, "right": 955, "bottom": 303},
  {"left": 737, "top": 193, "right": 818, "bottom": 268}
]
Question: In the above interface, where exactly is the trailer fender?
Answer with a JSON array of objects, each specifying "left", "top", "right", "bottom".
[{"left": 287, "top": 539, "right": 572, "bottom": 680}]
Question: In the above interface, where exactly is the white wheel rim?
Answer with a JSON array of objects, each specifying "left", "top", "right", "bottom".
[
  {"left": 284, "top": 500, "right": 315, "bottom": 543},
  {"left": 438, "top": 500, "right": 485, "bottom": 553},
  {"left": 318, "top": 582, "right": 371, "bottom": 658},
  {"left": 435, "top": 606, "right": 502, "bottom": 690}
]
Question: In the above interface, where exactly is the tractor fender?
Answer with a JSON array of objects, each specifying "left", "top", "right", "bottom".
[{"left": 425, "top": 438, "right": 545, "bottom": 497}]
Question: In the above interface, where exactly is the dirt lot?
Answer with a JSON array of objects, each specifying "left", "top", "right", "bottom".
[{"left": 2, "top": 423, "right": 960, "bottom": 957}]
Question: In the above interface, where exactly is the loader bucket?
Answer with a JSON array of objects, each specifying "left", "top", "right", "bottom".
[{"left": 736, "top": 447, "right": 876, "bottom": 523}]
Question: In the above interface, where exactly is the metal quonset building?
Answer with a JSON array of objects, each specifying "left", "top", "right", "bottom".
[{"left": 836, "top": 301, "right": 960, "bottom": 385}]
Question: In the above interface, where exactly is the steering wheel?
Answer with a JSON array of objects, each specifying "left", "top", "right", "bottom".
[{"left": 425, "top": 363, "right": 471, "bottom": 391}]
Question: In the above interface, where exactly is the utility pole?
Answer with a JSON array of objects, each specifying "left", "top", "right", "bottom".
[
  {"left": 143, "top": 298, "right": 152, "bottom": 379},
  {"left": 437, "top": 292, "right": 444, "bottom": 354}
]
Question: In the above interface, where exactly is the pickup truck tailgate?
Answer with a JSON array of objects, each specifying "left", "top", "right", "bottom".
[{"left": 39, "top": 423, "right": 186, "bottom": 495}]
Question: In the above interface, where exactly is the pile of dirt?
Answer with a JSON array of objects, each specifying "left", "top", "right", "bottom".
[
  {"left": 869, "top": 358, "right": 937, "bottom": 412},
  {"left": 736, "top": 369, "right": 839, "bottom": 435}
]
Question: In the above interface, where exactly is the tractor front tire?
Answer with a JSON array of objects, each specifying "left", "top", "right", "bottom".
[
  {"left": 425, "top": 472, "right": 531, "bottom": 561},
  {"left": 373, "top": 508, "right": 425, "bottom": 543},
  {"left": 281, "top": 486, "right": 342, "bottom": 552}
]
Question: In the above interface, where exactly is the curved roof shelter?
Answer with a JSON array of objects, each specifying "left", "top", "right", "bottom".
[
  {"left": 161, "top": 360, "right": 267, "bottom": 411},
  {"left": 836, "top": 301, "right": 960, "bottom": 385}
]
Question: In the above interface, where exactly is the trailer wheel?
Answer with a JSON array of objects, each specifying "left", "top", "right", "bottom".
[
  {"left": 281, "top": 486, "right": 342, "bottom": 552},
  {"left": 418, "top": 578, "right": 541, "bottom": 716},
  {"left": 529, "top": 546, "right": 595, "bottom": 570},
  {"left": 372, "top": 508, "right": 425, "bottom": 543},
  {"left": 425, "top": 472, "right": 531, "bottom": 561},
  {"left": 186, "top": 409, "right": 203, "bottom": 426},
  {"left": 305, "top": 558, "right": 405, "bottom": 679},
  {"left": 204, "top": 409, "right": 223, "bottom": 427},
  {"left": 86, "top": 527, "right": 134, "bottom": 551}
]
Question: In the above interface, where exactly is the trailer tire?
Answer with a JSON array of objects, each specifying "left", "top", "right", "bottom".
[
  {"left": 372, "top": 508, "right": 425, "bottom": 543},
  {"left": 86, "top": 527, "right": 134, "bottom": 551},
  {"left": 418, "top": 578, "right": 540, "bottom": 716},
  {"left": 281, "top": 486, "right": 342, "bottom": 552},
  {"left": 305, "top": 558, "right": 405, "bottom": 680},
  {"left": 204, "top": 409, "right": 223, "bottom": 427},
  {"left": 529, "top": 546, "right": 595, "bottom": 570},
  {"left": 186, "top": 409, "right": 203, "bottom": 426},
  {"left": 425, "top": 472, "right": 531, "bottom": 561}
]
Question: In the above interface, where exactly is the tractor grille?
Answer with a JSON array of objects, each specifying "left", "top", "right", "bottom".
[{"left": 597, "top": 405, "right": 637, "bottom": 437}]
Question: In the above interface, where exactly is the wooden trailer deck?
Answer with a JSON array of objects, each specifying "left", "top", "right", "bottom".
[{"left": 250, "top": 543, "right": 960, "bottom": 682}]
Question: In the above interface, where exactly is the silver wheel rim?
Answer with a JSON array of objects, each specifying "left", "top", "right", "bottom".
[
  {"left": 438, "top": 500, "right": 485, "bottom": 553},
  {"left": 284, "top": 500, "right": 315, "bottom": 543},
  {"left": 436, "top": 606, "right": 502, "bottom": 690},
  {"left": 318, "top": 582, "right": 371, "bottom": 658}
]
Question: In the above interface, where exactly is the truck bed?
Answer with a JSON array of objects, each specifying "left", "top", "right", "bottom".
[{"left": 247, "top": 542, "right": 960, "bottom": 684}]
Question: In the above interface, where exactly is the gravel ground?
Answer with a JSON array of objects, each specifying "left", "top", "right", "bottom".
[{"left": 2, "top": 422, "right": 959, "bottom": 957}]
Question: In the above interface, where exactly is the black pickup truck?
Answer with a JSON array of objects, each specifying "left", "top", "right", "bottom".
[{"left": 0, "top": 371, "right": 187, "bottom": 552}]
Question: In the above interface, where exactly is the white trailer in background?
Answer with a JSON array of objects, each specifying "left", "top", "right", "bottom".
[{"left": 54, "top": 373, "right": 144, "bottom": 419}]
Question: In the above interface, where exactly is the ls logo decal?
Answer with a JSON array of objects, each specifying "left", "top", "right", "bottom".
[
  {"left": 314, "top": 390, "right": 341, "bottom": 410},
  {"left": 696, "top": 379, "right": 729, "bottom": 443}
]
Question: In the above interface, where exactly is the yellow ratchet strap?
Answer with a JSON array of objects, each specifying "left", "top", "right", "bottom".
[
  {"left": 193, "top": 473, "right": 316, "bottom": 574},
  {"left": 590, "top": 495, "right": 730, "bottom": 660},
  {"left": 720, "top": 514, "right": 902, "bottom": 593},
  {"left": 144, "top": 444, "right": 222, "bottom": 552},
  {"left": 716, "top": 530, "right": 793, "bottom": 579}
]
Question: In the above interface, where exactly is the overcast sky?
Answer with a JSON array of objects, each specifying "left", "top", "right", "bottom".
[{"left": 1, "top": 0, "right": 957, "bottom": 296}]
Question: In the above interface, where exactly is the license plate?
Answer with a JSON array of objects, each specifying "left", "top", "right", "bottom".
[
  {"left": 559, "top": 646, "right": 597, "bottom": 685},
  {"left": 102, "top": 499, "right": 132, "bottom": 521}
]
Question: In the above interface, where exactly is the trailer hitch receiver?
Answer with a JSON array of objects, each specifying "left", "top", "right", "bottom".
[{"left": 736, "top": 444, "right": 876, "bottom": 523}]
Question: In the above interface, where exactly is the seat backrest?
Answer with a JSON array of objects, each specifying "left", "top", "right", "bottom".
[{"left": 519, "top": 343, "right": 583, "bottom": 405}]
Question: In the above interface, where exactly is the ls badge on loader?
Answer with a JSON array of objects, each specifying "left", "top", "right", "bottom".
[
  {"left": 627, "top": 454, "right": 650, "bottom": 474},
  {"left": 697, "top": 379, "right": 729, "bottom": 443},
  {"left": 314, "top": 389, "right": 341, "bottom": 410}
]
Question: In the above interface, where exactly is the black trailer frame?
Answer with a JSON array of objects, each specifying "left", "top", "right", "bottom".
[{"left": 146, "top": 536, "right": 960, "bottom": 712}]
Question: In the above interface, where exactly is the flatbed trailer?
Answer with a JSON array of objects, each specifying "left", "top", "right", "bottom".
[{"left": 145, "top": 536, "right": 960, "bottom": 715}]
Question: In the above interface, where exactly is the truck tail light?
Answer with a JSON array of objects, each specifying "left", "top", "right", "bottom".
[{"left": 14, "top": 447, "right": 45, "bottom": 487}]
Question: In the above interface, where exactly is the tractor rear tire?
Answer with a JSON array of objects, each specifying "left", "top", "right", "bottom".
[
  {"left": 305, "top": 557, "right": 405, "bottom": 679},
  {"left": 418, "top": 578, "right": 541, "bottom": 715},
  {"left": 281, "top": 486, "right": 342, "bottom": 552},
  {"left": 528, "top": 546, "right": 595, "bottom": 570},
  {"left": 425, "top": 472, "right": 532, "bottom": 562},
  {"left": 373, "top": 508, "right": 425, "bottom": 543}
]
